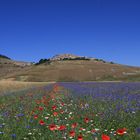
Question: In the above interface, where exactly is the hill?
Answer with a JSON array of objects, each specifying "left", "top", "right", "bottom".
[
  {"left": 1, "top": 54, "right": 140, "bottom": 82},
  {"left": 0, "top": 55, "right": 32, "bottom": 79}
]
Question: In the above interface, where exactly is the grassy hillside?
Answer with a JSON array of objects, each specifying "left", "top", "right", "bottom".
[
  {"left": 2, "top": 60, "right": 140, "bottom": 82},
  {"left": 0, "top": 57, "right": 32, "bottom": 79}
]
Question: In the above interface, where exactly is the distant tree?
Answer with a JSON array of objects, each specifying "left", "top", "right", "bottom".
[
  {"left": 94, "top": 58, "right": 106, "bottom": 63},
  {"left": 110, "top": 61, "right": 115, "bottom": 64},
  {"left": 94, "top": 59, "right": 99, "bottom": 61},
  {"left": 0, "top": 54, "right": 11, "bottom": 60},
  {"left": 35, "top": 59, "right": 51, "bottom": 65}
]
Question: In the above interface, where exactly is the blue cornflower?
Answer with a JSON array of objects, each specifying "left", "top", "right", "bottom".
[
  {"left": 11, "top": 134, "right": 16, "bottom": 138},
  {"left": 30, "top": 119, "right": 33, "bottom": 123},
  {"left": 0, "top": 124, "right": 5, "bottom": 128},
  {"left": 2, "top": 111, "right": 9, "bottom": 117},
  {"left": 26, "top": 125, "right": 30, "bottom": 129},
  {"left": 136, "top": 127, "right": 140, "bottom": 134},
  {"left": 16, "top": 113, "right": 24, "bottom": 117}
]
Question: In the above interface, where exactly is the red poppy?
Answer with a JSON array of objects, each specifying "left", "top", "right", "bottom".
[
  {"left": 69, "top": 130, "right": 75, "bottom": 137},
  {"left": 38, "top": 106, "right": 43, "bottom": 111},
  {"left": 71, "top": 123, "right": 78, "bottom": 128},
  {"left": 34, "top": 115, "right": 38, "bottom": 119},
  {"left": 60, "top": 110, "right": 64, "bottom": 114},
  {"left": 78, "top": 135, "right": 83, "bottom": 140},
  {"left": 42, "top": 96, "right": 46, "bottom": 100},
  {"left": 53, "top": 112, "right": 58, "bottom": 116},
  {"left": 58, "top": 125, "right": 66, "bottom": 131},
  {"left": 52, "top": 105, "right": 57, "bottom": 110},
  {"left": 102, "top": 134, "right": 110, "bottom": 140},
  {"left": 91, "top": 129, "right": 96, "bottom": 133},
  {"left": 116, "top": 128, "right": 127, "bottom": 135},
  {"left": 35, "top": 100, "right": 41, "bottom": 104},
  {"left": 49, "top": 124, "right": 57, "bottom": 131},
  {"left": 84, "top": 117, "right": 89, "bottom": 123},
  {"left": 79, "top": 127, "right": 84, "bottom": 131},
  {"left": 39, "top": 120, "right": 45, "bottom": 125}
]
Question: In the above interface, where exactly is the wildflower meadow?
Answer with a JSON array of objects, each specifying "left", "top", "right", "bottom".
[{"left": 0, "top": 82, "right": 140, "bottom": 140}]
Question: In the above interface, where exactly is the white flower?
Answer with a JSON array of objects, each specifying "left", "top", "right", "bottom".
[
  {"left": 114, "top": 134, "right": 116, "bottom": 136},
  {"left": 86, "top": 131, "right": 91, "bottom": 134},
  {"left": 85, "top": 103, "right": 89, "bottom": 108},
  {"left": 71, "top": 100, "right": 73, "bottom": 102},
  {"left": 132, "top": 111, "right": 136, "bottom": 114},
  {"left": 95, "top": 128, "right": 99, "bottom": 131},
  {"left": 45, "top": 117, "right": 49, "bottom": 120}
]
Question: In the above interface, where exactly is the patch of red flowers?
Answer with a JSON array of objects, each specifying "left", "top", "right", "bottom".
[
  {"left": 78, "top": 135, "right": 83, "bottom": 140},
  {"left": 84, "top": 117, "right": 89, "bottom": 123},
  {"left": 38, "top": 106, "right": 43, "bottom": 111},
  {"left": 58, "top": 125, "right": 66, "bottom": 131},
  {"left": 53, "top": 112, "right": 58, "bottom": 116},
  {"left": 116, "top": 128, "right": 127, "bottom": 135},
  {"left": 39, "top": 120, "right": 45, "bottom": 125},
  {"left": 52, "top": 105, "right": 57, "bottom": 110},
  {"left": 91, "top": 129, "right": 96, "bottom": 133},
  {"left": 102, "top": 134, "right": 110, "bottom": 140},
  {"left": 34, "top": 115, "right": 38, "bottom": 119},
  {"left": 60, "top": 110, "right": 64, "bottom": 114},
  {"left": 69, "top": 130, "right": 76, "bottom": 137},
  {"left": 71, "top": 123, "right": 78, "bottom": 128},
  {"left": 49, "top": 124, "right": 57, "bottom": 131}
]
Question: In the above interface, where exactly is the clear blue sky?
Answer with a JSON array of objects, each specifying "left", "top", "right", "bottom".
[{"left": 0, "top": 0, "right": 140, "bottom": 66}]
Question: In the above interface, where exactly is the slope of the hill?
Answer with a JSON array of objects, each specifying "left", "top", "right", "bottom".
[
  {"left": 2, "top": 59, "right": 140, "bottom": 82},
  {"left": 0, "top": 57, "right": 32, "bottom": 79}
]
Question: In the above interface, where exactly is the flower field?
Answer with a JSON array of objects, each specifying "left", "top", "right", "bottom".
[{"left": 0, "top": 82, "right": 140, "bottom": 140}]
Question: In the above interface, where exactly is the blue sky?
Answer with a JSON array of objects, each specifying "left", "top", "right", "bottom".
[{"left": 0, "top": 0, "right": 140, "bottom": 66}]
